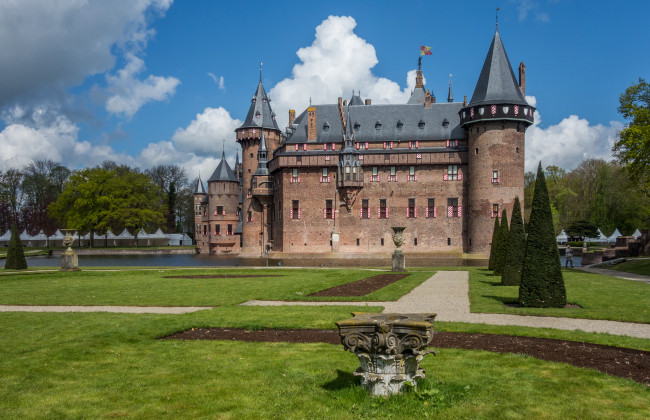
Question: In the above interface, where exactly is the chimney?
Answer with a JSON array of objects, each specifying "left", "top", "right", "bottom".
[
  {"left": 519, "top": 62, "right": 526, "bottom": 95},
  {"left": 288, "top": 109, "right": 296, "bottom": 127},
  {"left": 463, "top": 95, "right": 467, "bottom": 106},
  {"left": 307, "top": 106, "right": 317, "bottom": 141},
  {"left": 365, "top": 99, "right": 371, "bottom": 105},
  {"left": 343, "top": 99, "right": 347, "bottom": 106},
  {"left": 424, "top": 90, "right": 432, "bottom": 108}
]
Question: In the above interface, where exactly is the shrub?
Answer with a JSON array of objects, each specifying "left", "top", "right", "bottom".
[
  {"left": 519, "top": 163, "right": 566, "bottom": 308},
  {"left": 5, "top": 224, "right": 27, "bottom": 270},
  {"left": 493, "top": 210, "right": 509, "bottom": 276},
  {"left": 488, "top": 216, "right": 500, "bottom": 270},
  {"left": 502, "top": 197, "right": 525, "bottom": 286}
]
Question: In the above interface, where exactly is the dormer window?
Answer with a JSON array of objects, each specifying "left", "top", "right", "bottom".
[
  {"left": 322, "top": 121, "right": 330, "bottom": 132},
  {"left": 442, "top": 119, "right": 449, "bottom": 128},
  {"left": 396, "top": 120, "right": 403, "bottom": 130},
  {"left": 418, "top": 120, "right": 425, "bottom": 129},
  {"left": 271, "top": 112, "right": 276, "bottom": 120},
  {"left": 255, "top": 111, "right": 261, "bottom": 119},
  {"left": 375, "top": 121, "right": 382, "bottom": 130},
  {"left": 354, "top": 121, "right": 360, "bottom": 130}
]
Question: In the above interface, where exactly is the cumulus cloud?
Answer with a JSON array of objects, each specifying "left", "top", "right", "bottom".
[
  {"left": 171, "top": 107, "right": 242, "bottom": 156},
  {"left": 105, "top": 53, "right": 180, "bottom": 117},
  {"left": 525, "top": 96, "right": 623, "bottom": 172},
  {"left": 269, "top": 16, "right": 416, "bottom": 129},
  {"left": 0, "top": 0, "right": 172, "bottom": 108}
]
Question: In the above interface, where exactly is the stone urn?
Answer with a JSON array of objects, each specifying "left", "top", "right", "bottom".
[
  {"left": 391, "top": 227, "right": 406, "bottom": 271},
  {"left": 336, "top": 312, "right": 437, "bottom": 396},
  {"left": 60, "top": 229, "right": 79, "bottom": 271}
]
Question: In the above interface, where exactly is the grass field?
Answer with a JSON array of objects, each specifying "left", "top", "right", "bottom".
[
  {"left": 609, "top": 258, "right": 650, "bottom": 276},
  {"left": 0, "top": 267, "right": 649, "bottom": 418}
]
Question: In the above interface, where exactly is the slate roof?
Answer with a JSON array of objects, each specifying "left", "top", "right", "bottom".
[
  {"left": 238, "top": 80, "right": 280, "bottom": 131},
  {"left": 285, "top": 102, "right": 465, "bottom": 144},
  {"left": 467, "top": 31, "right": 527, "bottom": 107},
  {"left": 208, "top": 152, "right": 238, "bottom": 182},
  {"left": 193, "top": 175, "right": 206, "bottom": 194},
  {"left": 407, "top": 86, "right": 427, "bottom": 105}
]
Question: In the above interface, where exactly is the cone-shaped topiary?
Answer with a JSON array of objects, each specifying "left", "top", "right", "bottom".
[
  {"left": 519, "top": 163, "right": 566, "bottom": 307},
  {"left": 502, "top": 197, "right": 525, "bottom": 285},
  {"left": 488, "top": 216, "right": 500, "bottom": 271},
  {"left": 5, "top": 224, "right": 27, "bottom": 270},
  {"left": 493, "top": 209, "right": 509, "bottom": 276}
]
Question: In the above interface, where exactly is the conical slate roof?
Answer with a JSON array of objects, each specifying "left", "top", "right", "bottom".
[
  {"left": 193, "top": 175, "right": 206, "bottom": 194},
  {"left": 208, "top": 151, "right": 238, "bottom": 182},
  {"left": 238, "top": 80, "right": 280, "bottom": 131},
  {"left": 349, "top": 92, "right": 364, "bottom": 106},
  {"left": 467, "top": 31, "right": 527, "bottom": 107}
]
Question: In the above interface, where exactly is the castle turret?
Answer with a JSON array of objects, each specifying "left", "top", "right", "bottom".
[
  {"left": 235, "top": 74, "right": 281, "bottom": 254},
  {"left": 460, "top": 30, "right": 535, "bottom": 253},
  {"left": 193, "top": 175, "right": 206, "bottom": 245}
]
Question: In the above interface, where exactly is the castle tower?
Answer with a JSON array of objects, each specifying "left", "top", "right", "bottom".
[
  {"left": 204, "top": 151, "right": 241, "bottom": 254},
  {"left": 460, "top": 30, "right": 535, "bottom": 253},
  {"left": 192, "top": 175, "right": 206, "bottom": 246},
  {"left": 235, "top": 75, "right": 281, "bottom": 254}
]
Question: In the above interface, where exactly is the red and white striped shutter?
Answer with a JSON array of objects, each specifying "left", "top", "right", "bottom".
[
  {"left": 408, "top": 141, "right": 412, "bottom": 148},
  {"left": 323, "top": 209, "right": 326, "bottom": 219},
  {"left": 434, "top": 206, "right": 437, "bottom": 218},
  {"left": 395, "top": 174, "right": 398, "bottom": 182},
  {"left": 327, "top": 176, "right": 330, "bottom": 183},
  {"left": 458, "top": 206, "right": 463, "bottom": 217},
  {"left": 414, "top": 174, "right": 418, "bottom": 181},
  {"left": 319, "top": 176, "right": 323, "bottom": 183},
  {"left": 416, "top": 141, "right": 419, "bottom": 148},
  {"left": 222, "top": 210, "right": 226, "bottom": 216},
  {"left": 295, "top": 144, "right": 299, "bottom": 151},
  {"left": 323, "top": 144, "right": 327, "bottom": 150},
  {"left": 386, "top": 207, "right": 389, "bottom": 218},
  {"left": 425, "top": 207, "right": 429, "bottom": 218},
  {"left": 416, "top": 153, "right": 421, "bottom": 159},
  {"left": 298, "top": 208, "right": 302, "bottom": 219},
  {"left": 368, "top": 208, "right": 371, "bottom": 218},
  {"left": 443, "top": 174, "right": 449, "bottom": 181},
  {"left": 325, "top": 155, "right": 330, "bottom": 161},
  {"left": 332, "top": 210, "right": 335, "bottom": 219},
  {"left": 414, "top": 207, "right": 417, "bottom": 218},
  {"left": 331, "top": 143, "right": 336, "bottom": 150},
  {"left": 390, "top": 141, "right": 394, "bottom": 149},
  {"left": 383, "top": 142, "right": 387, "bottom": 149},
  {"left": 377, "top": 208, "right": 381, "bottom": 218},
  {"left": 498, "top": 211, "right": 501, "bottom": 218},
  {"left": 356, "top": 143, "right": 360, "bottom": 150},
  {"left": 458, "top": 173, "right": 463, "bottom": 181},
  {"left": 377, "top": 175, "right": 380, "bottom": 181},
  {"left": 447, "top": 206, "right": 453, "bottom": 217},
  {"left": 406, "top": 207, "right": 409, "bottom": 218},
  {"left": 298, "top": 177, "right": 301, "bottom": 183},
  {"left": 446, "top": 140, "right": 450, "bottom": 147},
  {"left": 365, "top": 142, "right": 369, "bottom": 149},
  {"left": 359, "top": 208, "right": 363, "bottom": 218},
  {"left": 491, "top": 212, "right": 494, "bottom": 218},
  {"left": 290, "top": 177, "right": 293, "bottom": 184},
  {"left": 303, "top": 143, "right": 307, "bottom": 151},
  {"left": 290, "top": 208, "right": 294, "bottom": 219},
  {"left": 455, "top": 140, "right": 459, "bottom": 147}
]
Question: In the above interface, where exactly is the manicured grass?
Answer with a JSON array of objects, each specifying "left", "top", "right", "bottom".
[
  {"left": 1, "top": 311, "right": 648, "bottom": 419},
  {"left": 470, "top": 268, "right": 650, "bottom": 323},
  {"left": 609, "top": 258, "right": 650, "bottom": 276}
]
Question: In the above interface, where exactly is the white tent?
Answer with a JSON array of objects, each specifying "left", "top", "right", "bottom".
[
  {"left": 19, "top": 229, "right": 31, "bottom": 246},
  {"left": 168, "top": 233, "right": 192, "bottom": 246},
  {"left": 556, "top": 230, "right": 568, "bottom": 244},
  {"left": 48, "top": 229, "right": 65, "bottom": 247},
  {"left": 0, "top": 230, "right": 11, "bottom": 246},
  {"left": 113, "top": 229, "right": 134, "bottom": 247},
  {"left": 30, "top": 230, "right": 48, "bottom": 247},
  {"left": 607, "top": 228, "right": 622, "bottom": 243},
  {"left": 632, "top": 229, "right": 642, "bottom": 240},
  {"left": 586, "top": 228, "right": 608, "bottom": 243},
  {"left": 147, "top": 228, "right": 169, "bottom": 246}
]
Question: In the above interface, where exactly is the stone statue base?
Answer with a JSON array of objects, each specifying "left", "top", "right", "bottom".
[
  {"left": 354, "top": 352, "right": 425, "bottom": 396},
  {"left": 61, "top": 250, "right": 79, "bottom": 271},
  {"left": 392, "top": 249, "right": 405, "bottom": 272}
]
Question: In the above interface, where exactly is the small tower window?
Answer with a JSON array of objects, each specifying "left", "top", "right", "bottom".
[
  {"left": 442, "top": 119, "right": 449, "bottom": 128},
  {"left": 475, "top": 148, "right": 479, "bottom": 155},
  {"left": 323, "top": 121, "right": 330, "bottom": 132},
  {"left": 375, "top": 121, "right": 382, "bottom": 130},
  {"left": 418, "top": 120, "right": 425, "bottom": 129}
]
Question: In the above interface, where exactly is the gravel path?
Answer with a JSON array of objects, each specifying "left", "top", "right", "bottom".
[
  {"left": 0, "top": 305, "right": 212, "bottom": 314},
  {"left": 243, "top": 271, "right": 650, "bottom": 339}
]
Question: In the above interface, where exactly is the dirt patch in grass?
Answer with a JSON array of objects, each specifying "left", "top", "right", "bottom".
[
  {"left": 163, "top": 275, "right": 283, "bottom": 279},
  {"left": 308, "top": 274, "right": 409, "bottom": 297},
  {"left": 163, "top": 328, "right": 650, "bottom": 385}
]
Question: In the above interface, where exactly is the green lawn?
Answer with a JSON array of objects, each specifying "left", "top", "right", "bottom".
[
  {"left": 469, "top": 268, "right": 650, "bottom": 323},
  {"left": 609, "top": 258, "right": 650, "bottom": 276},
  {"left": 1, "top": 267, "right": 649, "bottom": 418}
]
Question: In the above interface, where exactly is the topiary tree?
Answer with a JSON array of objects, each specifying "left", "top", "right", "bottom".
[
  {"left": 519, "top": 163, "right": 566, "bottom": 307},
  {"left": 488, "top": 216, "right": 500, "bottom": 270},
  {"left": 502, "top": 197, "right": 525, "bottom": 286},
  {"left": 5, "top": 224, "right": 27, "bottom": 270},
  {"left": 493, "top": 209, "right": 509, "bottom": 276}
]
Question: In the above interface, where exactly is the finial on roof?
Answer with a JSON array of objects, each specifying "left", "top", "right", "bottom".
[
  {"left": 448, "top": 74, "right": 453, "bottom": 103},
  {"left": 259, "top": 61, "right": 263, "bottom": 82},
  {"left": 309, "top": 97, "right": 312, "bottom": 106},
  {"left": 418, "top": 56, "right": 422, "bottom": 71},
  {"left": 496, "top": 7, "right": 500, "bottom": 32}
]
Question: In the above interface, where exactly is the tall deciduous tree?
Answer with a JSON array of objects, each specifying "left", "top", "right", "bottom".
[
  {"left": 493, "top": 209, "right": 509, "bottom": 276},
  {"left": 519, "top": 163, "right": 566, "bottom": 308},
  {"left": 502, "top": 197, "right": 525, "bottom": 286},
  {"left": 566, "top": 219, "right": 599, "bottom": 242},
  {"left": 21, "top": 160, "right": 70, "bottom": 235},
  {"left": 488, "top": 216, "right": 500, "bottom": 271},
  {"left": 5, "top": 224, "right": 27, "bottom": 270}
]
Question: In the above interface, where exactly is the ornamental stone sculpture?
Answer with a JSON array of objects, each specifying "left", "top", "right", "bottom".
[
  {"left": 391, "top": 227, "right": 405, "bottom": 271},
  {"left": 60, "top": 229, "right": 79, "bottom": 271},
  {"left": 336, "top": 312, "right": 437, "bottom": 396}
]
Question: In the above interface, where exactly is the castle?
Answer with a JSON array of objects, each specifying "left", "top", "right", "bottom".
[{"left": 194, "top": 30, "right": 534, "bottom": 256}]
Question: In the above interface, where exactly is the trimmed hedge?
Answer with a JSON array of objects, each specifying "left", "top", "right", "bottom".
[
  {"left": 519, "top": 163, "right": 566, "bottom": 307},
  {"left": 488, "top": 216, "right": 500, "bottom": 270},
  {"left": 502, "top": 197, "right": 525, "bottom": 286},
  {"left": 493, "top": 209, "right": 509, "bottom": 276},
  {"left": 5, "top": 224, "right": 27, "bottom": 270}
]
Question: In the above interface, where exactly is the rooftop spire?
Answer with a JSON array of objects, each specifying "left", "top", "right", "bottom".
[
  {"left": 193, "top": 173, "right": 206, "bottom": 194},
  {"left": 238, "top": 70, "right": 280, "bottom": 131},
  {"left": 496, "top": 7, "right": 500, "bottom": 32},
  {"left": 259, "top": 61, "right": 263, "bottom": 82},
  {"left": 448, "top": 74, "right": 454, "bottom": 102},
  {"left": 254, "top": 105, "right": 269, "bottom": 176}
]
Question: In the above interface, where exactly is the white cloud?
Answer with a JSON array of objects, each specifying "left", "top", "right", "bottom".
[
  {"left": 208, "top": 73, "right": 225, "bottom": 90},
  {"left": 171, "top": 107, "right": 242, "bottom": 156},
  {"left": 105, "top": 53, "right": 180, "bottom": 117},
  {"left": 269, "top": 16, "right": 416, "bottom": 129},
  {"left": 525, "top": 96, "right": 622, "bottom": 172}
]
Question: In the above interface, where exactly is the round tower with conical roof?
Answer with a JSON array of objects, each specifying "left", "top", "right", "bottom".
[
  {"left": 235, "top": 75, "right": 281, "bottom": 254},
  {"left": 460, "top": 30, "right": 534, "bottom": 253}
]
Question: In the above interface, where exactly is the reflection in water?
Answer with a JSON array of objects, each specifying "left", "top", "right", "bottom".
[{"left": 24, "top": 253, "right": 497, "bottom": 268}]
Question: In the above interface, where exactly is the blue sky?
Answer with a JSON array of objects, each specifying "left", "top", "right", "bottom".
[{"left": 1, "top": 0, "right": 649, "bottom": 177}]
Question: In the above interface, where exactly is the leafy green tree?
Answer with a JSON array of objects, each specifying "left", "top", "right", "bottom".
[
  {"left": 613, "top": 78, "right": 650, "bottom": 196},
  {"left": 566, "top": 219, "right": 599, "bottom": 242},
  {"left": 5, "top": 224, "right": 27, "bottom": 270},
  {"left": 488, "top": 216, "right": 500, "bottom": 270},
  {"left": 21, "top": 160, "right": 70, "bottom": 236},
  {"left": 493, "top": 210, "right": 509, "bottom": 276},
  {"left": 519, "top": 163, "right": 566, "bottom": 308},
  {"left": 502, "top": 197, "right": 525, "bottom": 286}
]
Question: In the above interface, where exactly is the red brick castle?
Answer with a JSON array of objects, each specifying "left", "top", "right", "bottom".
[{"left": 194, "top": 30, "right": 534, "bottom": 256}]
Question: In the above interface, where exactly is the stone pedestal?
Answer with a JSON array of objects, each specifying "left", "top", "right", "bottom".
[
  {"left": 61, "top": 250, "right": 79, "bottom": 271},
  {"left": 392, "top": 249, "right": 405, "bottom": 272},
  {"left": 336, "top": 313, "right": 437, "bottom": 397}
]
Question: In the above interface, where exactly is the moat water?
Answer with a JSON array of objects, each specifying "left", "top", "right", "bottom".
[{"left": 24, "top": 254, "right": 580, "bottom": 268}]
